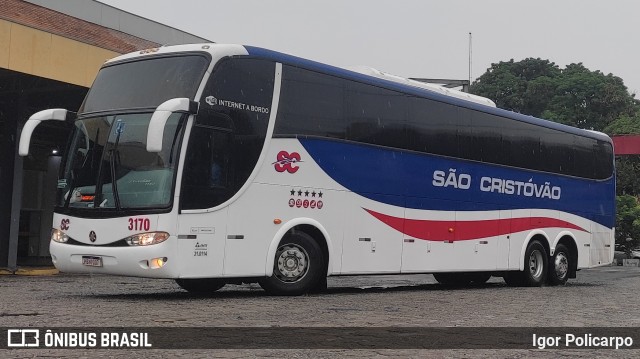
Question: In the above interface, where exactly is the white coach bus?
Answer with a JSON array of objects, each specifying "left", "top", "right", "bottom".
[{"left": 19, "top": 44, "right": 615, "bottom": 295}]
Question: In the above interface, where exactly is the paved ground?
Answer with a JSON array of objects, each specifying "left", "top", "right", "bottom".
[{"left": 1, "top": 266, "right": 639, "bottom": 358}]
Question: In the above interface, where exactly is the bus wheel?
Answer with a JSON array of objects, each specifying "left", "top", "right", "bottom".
[
  {"left": 504, "top": 240, "right": 548, "bottom": 287},
  {"left": 524, "top": 240, "right": 548, "bottom": 286},
  {"left": 259, "top": 232, "right": 324, "bottom": 296},
  {"left": 175, "top": 278, "right": 226, "bottom": 294},
  {"left": 548, "top": 244, "right": 570, "bottom": 286}
]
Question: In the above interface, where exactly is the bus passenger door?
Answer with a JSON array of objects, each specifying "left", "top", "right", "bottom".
[{"left": 177, "top": 120, "right": 233, "bottom": 278}]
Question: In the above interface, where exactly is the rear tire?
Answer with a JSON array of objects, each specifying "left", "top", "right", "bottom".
[
  {"left": 548, "top": 243, "right": 570, "bottom": 286},
  {"left": 259, "top": 232, "right": 325, "bottom": 296},
  {"left": 175, "top": 278, "right": 226, "bottom": 294},
  {"left": 504, "top": 239, "right": 548, "bottom": 287}
]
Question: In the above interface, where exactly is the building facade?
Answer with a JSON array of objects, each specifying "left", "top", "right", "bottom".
[{"left": 0, "top": 0, "right": 209, "bottom": 268}]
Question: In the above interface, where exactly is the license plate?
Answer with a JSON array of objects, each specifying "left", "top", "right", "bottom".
[{"left": 82, "top": 256, "right": 103, "bottom": 267}]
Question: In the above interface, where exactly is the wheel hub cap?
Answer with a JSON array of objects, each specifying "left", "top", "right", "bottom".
[
  {"left": 529, "top": 249, "right": 544, "bottom": 279},
  {"left": 555, "top": 253, "right": 568, "bottom": 279},
  {"left": 275, "top": 244, "right": 309, "bottom": 282}
]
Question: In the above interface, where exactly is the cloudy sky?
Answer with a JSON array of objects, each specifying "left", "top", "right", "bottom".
[{"left": 99, "top": 0, "right": 639, "bottom": 95}]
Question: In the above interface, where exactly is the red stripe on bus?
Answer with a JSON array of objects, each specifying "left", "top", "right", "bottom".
[{"left": 364, "top": 209, "right": 589, "bottom": 241}]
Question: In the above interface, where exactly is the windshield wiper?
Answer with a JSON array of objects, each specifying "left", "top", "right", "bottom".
[
  {"left": 93, "top": 127, "right": 106, "bottom": 208},
  {"left": 65, "top": 127, "right": 100, "bottom": 209},
  {"left": 93, "top": 120, "right": 123, "bottom": 209},
  {"left": 109, "top": 120, "right": 124, "bottom": 209},
  {"left": 63, "top": 170, "right": 77, "bottom": 208}
]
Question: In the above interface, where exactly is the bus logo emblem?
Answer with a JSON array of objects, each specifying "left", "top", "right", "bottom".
[
  {"left": 274, "top": 151, "right": 301, "bottom": 173},
  {"left": 205, "top": 96, "right": 218, "bottom": 106},
  {"left": 60, "top": 218, "right": 70, "bottom": 231},
  {"left": 89, "top": 231, "right": 97, "bottom": 243}
]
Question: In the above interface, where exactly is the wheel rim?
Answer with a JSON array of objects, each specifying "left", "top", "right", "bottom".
[
  {"left": 528, "top": 249, "right": 544, "bottom": 280},
  {"left": 554, "top": 252, "right": 569, "bottom": 280},
  {"left": 275, "top": 244, "right": 309, "bottom": 283}
]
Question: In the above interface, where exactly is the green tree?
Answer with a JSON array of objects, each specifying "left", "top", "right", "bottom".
[
  {"left": 471, "top": 60, "right": 637, "bottom": 131},
  {"left": 604, "top": 114, "right": 640, "bottom": 135},
  {"left": 615, "top": 195, "right": 640, "bottom": 252},
  {"left": 604, "top": 114, "right": 640, "bottom": 197},
  {"left": 542, "top": 63, "right": 636, "bottom": 130},
  {"left": 614, "top": 157, "right": 640, "bottom": 196},
  {"left": 470, "top": 58, "right": 559, "bottom": 117}
]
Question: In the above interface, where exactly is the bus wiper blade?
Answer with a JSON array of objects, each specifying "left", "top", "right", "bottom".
[
  {"left": 93, "top": 127, "right": 106, "bottom": 208},
  {"left": 109, "top": 120, "right": 124, "bottom": 210},
  {"left": 108, "top": 148, "right": 121, "bottom": 209},
  {"left": 63, "top": 170, "right": 77, "bottom": 208}
]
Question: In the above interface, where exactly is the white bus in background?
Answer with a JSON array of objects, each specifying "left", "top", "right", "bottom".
[{"left": 19, "top": 44, "right": 615, "bottom": 295}]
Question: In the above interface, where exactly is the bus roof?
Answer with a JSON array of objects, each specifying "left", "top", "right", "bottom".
[
  {"left": 244, "top": 45, "right": 612, "bottom": 144},
  {"left": 105, "top": 43, "right": 612, "bottom": 144}
]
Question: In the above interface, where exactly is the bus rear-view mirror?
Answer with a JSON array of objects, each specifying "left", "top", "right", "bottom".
[
  {"left": 146, "top": 98, "right": 198, "bottom": 153},
  {"left": 19, "top": 109, "right": 74, "bottom": 156}
]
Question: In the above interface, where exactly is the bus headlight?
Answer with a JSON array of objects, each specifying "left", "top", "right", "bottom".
[
  {"left": 125, "top": 232, "right": 170, "bottom": 246},
  {"left": 51, "top": 229, "right": 69, "bottom": 243}
]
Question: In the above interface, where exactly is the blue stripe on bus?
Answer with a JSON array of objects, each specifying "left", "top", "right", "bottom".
[
  {"left": 245, "top": 45, "right": 611, "bottom": 144},
  {"left": 299, "top": 138, "right": 615, "bottom": 228}
]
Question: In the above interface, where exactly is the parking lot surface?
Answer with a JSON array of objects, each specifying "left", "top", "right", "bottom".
[{"left": 1, "top": 266, "right": 639, "bottom": 358}]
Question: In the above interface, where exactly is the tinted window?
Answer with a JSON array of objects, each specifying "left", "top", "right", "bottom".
[
  {"left": 539, "top": 127, "right": 573, "bottom": 175},
  {"left": 407, "top": 97, "right": 458, "bottom": 156},
  {"left": 273, "top": 66, "right": 613, "bottom": 180},
  {"left": 500, "top": 116, "right": 540, "bottom": 169},
  {"left": 181, "top": 121, "right": 233, "bottom": 209},
  {"left": 346, "top": 82, "right": 406, "bottom": 148},
  {"left": 275, "top": 66, "right": 346, "bottom": 139},
  {"left": 80, "top": 54, "right": 209, "bottom": 114},
  {"left": 470, "top": 111, "right": 504, "bottom": 164},
  {"left": 573, "top": 135, "right": 597, "bottom": 179},
  {"left": 594, "top": 140, "right": 614, "bottom": 179},
  {"left": 181, "top": 58, "right": 275, "bottom": 210}
]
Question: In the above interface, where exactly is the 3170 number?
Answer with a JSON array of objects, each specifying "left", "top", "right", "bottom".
[{"left": 128, "top": 217, "right": 150, "bottom": 231}]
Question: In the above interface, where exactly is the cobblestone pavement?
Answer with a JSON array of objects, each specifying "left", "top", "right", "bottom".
[{"left": 1, "top": 266, "right": 639, "bottom": 358}]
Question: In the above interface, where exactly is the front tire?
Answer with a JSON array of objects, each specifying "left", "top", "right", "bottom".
[
  {"left": 175, "top": 278, "right": 226, "bottom": 294},
  {"left": 259, "top": 232, "right": 325, "bottom": 296},
  {"left": 548, "top": 243, "right": 570, "bottom": 286}
]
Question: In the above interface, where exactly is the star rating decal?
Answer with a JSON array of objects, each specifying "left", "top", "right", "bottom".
[
  {"left": 288, "top": 188, "right": 325, "bottom": 210},
  {"left": 290, "top": 188, "right": 323, "bottom": 198}
]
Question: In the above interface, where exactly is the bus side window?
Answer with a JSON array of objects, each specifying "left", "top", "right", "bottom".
[{"left": 181, "top": 123, "right": 232, "bottom": 210}]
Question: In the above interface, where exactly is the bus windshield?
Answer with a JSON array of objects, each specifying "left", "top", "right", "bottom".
[
  {"left": 57, "top": 113, "right": 185, "bottom": 211},
  {"left": 79, "top": 54, "right": 209, "bottom": 114}
]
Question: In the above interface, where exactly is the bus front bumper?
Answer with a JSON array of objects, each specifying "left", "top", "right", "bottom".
[{"left": 49, "top": 239, "right": 180, "bottom": 278}]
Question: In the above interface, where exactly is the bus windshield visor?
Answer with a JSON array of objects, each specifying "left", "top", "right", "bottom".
[
  {"left": 57, "top": 113, "right": 185, "bottom": 210},
  {"left": 79, "top": 54, "right": 209, "bottom": 114}
]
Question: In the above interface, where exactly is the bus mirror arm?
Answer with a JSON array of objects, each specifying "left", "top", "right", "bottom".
[
  {"left": 18, "top": 109, "right": 75, "bottom": 156},
  {"left": 146, "top": 98, "right": 198, "bottom": 152}
]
